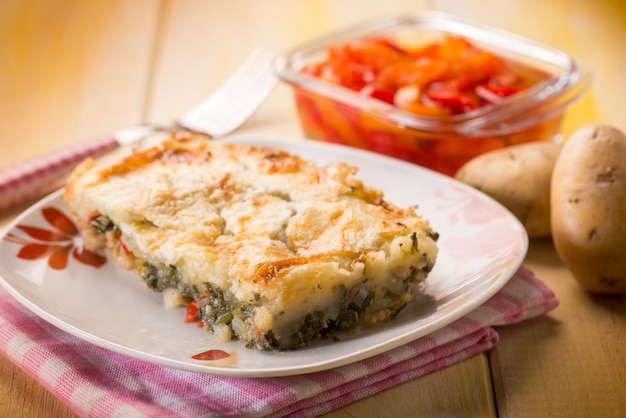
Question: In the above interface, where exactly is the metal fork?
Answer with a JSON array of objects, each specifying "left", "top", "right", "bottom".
[{"left": 0, "top": 49, "right": 278, "bottom": 211}]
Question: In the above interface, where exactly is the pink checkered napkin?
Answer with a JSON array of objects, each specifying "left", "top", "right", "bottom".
[{"left": 0, "top": 267, "right": 556, "bottom": 418}]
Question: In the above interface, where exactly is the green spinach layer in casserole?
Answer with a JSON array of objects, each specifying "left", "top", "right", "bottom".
[{"left": 65, "top": 134, "right": 439, "bottom": 351}]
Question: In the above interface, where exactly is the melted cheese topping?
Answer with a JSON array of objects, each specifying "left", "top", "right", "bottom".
[{"left": 64, "top": 132, "right": 439, "bottom": 350}]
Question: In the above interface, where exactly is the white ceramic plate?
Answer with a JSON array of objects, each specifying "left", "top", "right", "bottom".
[{"left": 0, "top": 137, "right": 527, "bottom": 377}]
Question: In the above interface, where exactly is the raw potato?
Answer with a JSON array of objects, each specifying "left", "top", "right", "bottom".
[
  {"left": 551, "top": 123, "right": 626, "bottom": 294},
  {"left": 455, "top": 141, "right": 560, "bottom": 238}
]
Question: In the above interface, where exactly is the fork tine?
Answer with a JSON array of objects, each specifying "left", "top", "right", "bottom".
[{"left": 177, "top": 48, "right": 278, "bottom": 137}]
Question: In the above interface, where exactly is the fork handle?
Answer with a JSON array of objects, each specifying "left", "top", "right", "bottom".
[{"left": 0, "top": 133, "right": 120, "bottom": 212}]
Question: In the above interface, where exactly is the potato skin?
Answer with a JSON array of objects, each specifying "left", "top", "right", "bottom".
[
  {"left": 455, "top": 141, "right": 560, "bottom": 238},
  {"left": 551, "top": 124, "right": 626, "bottom": 294}
]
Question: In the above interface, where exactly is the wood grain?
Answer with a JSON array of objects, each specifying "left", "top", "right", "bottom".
[
  {"left": 0, "top": 0, "right": 160, "bottom": 167},
  {"left": 324, "top": 355, "right": 496, "bottom": 417},
  {"left": 0, "top": 357, "right": 75, "bottom": 418},
  {"left": 492, "top": 239, "right": 626, "bottom": 417}
]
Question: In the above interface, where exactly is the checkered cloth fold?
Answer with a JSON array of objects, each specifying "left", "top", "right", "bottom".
[{"left": 0, "top": 266, "right": 556, "bottom": 418}]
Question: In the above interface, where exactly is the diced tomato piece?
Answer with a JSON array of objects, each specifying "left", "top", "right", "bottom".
[
  {"left": 425, "top": 83, "right": 479, "bottom": 114},
  {"left": 115, "top": 230, "right": 131, "bottom": 256},
  {"left": 460, "top": 51, "right": 505, "bottom": 82},
  {"left": 184, "top": 300, "right": 200, "bottom": 323},
  {"left": 360, "top": 84, "right": 395, "bottom": 103},
  {"left": 119, "top": 241, "right": 131, "bottom": 256},
  {"left": 369, "top": 88, "right": 394, "bottom": 103},
  {"left": 345, "top": 40, "right": 404, "bottom": 70},
  {"left": 304, "top": 33, "right": 548, "bottom": 117},
  {"left": 443, "top": 74, "right": 475, "bottom": 92},
  {"left": 404, "top": 102, "right": 451, "bottom": 117},
  {"left": 191, "top": 349, "right": 229, "bottom": 361},
  {"left": 438, "top": 35, "right": 473, "bottom": 62},
  {"left": 484, "top": 81, "right": 522, "bottom": 97},
  {"left": 367, "top": 35, "right": 406, "bottom": 55},
  {"left": 376, "top": 59, "right": 448, "bottom": 90},
  {"left": 87, "top": 211, "right": 102, "bottom": 223},
  {"left": 407, "top": 43, "right": 441, "bottom": 60}
]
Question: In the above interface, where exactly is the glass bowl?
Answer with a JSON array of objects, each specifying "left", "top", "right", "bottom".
[{"left": 274, "top": 12, "right": 590, "bottom": 176}]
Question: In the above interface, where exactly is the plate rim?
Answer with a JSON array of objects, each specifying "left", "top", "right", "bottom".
[{"left": 0, "top": 136, "right": 528, "bottom": 377}]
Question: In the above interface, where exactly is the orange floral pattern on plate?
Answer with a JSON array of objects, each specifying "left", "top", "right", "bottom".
[{"left": 5, "top": 206, "right": 106, "bottom": 270}]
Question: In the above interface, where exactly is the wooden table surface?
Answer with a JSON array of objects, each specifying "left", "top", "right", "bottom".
[{"left": 1, "top": 1, "right": 625, "bottom": 417}]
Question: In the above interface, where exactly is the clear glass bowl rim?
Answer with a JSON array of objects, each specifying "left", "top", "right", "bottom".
[{"left": 274, "top": 11, "right": 591, "bottom": 136}]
